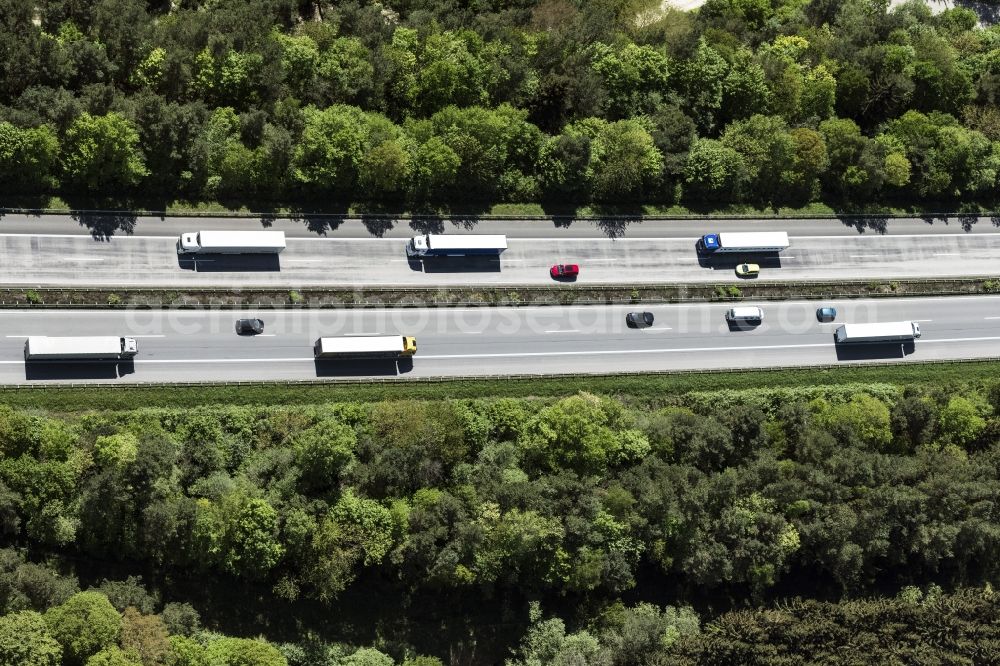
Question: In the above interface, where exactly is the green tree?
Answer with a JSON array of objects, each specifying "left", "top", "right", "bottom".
[
  {"left": 683, "top": 138, "right": 747, "bottom": 202},
  {"left": 342, "top": 648, "right": 394, "bottom": 666},
  {"left": 165, "top": 636, "right": 207, "bottom": 666},
  {"left": 519, "top": 393, "right": 649, "bottom": 474},
  {"left": 674, "top": 39, "right": 728, "bottom": 133},
  {"left": 937, "top": 396, "right": 990, "bottom": 448},
  {"left": 720, "top": 114, "right": 796, "bottom": 206},
  {"left": 813, "top": 395, "right": 892, "bottom": 450},
  {"left": 508, "top": 603, "right": 603, "bottom": 666},
  {"left": 318, "top": 38, "right": 375, "bottom": 106},
  {"left": 304, "top": 490, "right": 395, "bottom": 601},
  {"left": 44, "top": 591, "right": 121, "bottom": 666},
  {"left": 85, "top": 646, "right": 141, "bottom": 666},
  {"left": 93, "top": 433, "right": 139, "bottom": 470},
  {"left": 0, "top": 123, "right": 60, "bottom": 191},
  {"left": 61, "top": 113, "right": 148, "bottom": 191},
  {"left": 292, "top": 419, "right": 356, "bottom": 492},
  {"left": 0, "top": 610, "right": 62, "bottom": 666},
  {"left": 590, "top": 42, "right": 670, "bottom": 119},
  {"left": 223, "top": 497, "right": 284, "bottom": 580},
  {"left": 203, "top": 637, "right": 286, "bottom": 666}
]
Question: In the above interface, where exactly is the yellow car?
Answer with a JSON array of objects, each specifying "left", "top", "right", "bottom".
[{"left": 735, "top": 263, "right": 760, "bottom": 277}]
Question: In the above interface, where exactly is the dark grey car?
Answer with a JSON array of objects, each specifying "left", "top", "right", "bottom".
[
  {"left": 626, "top": 311, "right": 655, "bottom": 328},
  {"left": 816, "top": 307, "right": 837, "bottom": 323},
  {"left": 236, "top": 318, "right": 264, "bottom": 335}
]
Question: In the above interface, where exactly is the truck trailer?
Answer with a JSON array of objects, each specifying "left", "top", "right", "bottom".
[
  {"left": 313, "top": 335, "right": 417, "bottom": 359},
  {"left": 699, "top": 231, "right": 790, "bottom": 253},
  {"left": 177, "top": 230, "right": 286, "bottom": 254},
  {"left": 834, "top": 321, "right": 922, "bottom": 343},
  {"left": 406, "top": 234, "right": 507, "bottom": 257},
  {"left": 24, "top": 336, "right": 138, "bottom": 361}
]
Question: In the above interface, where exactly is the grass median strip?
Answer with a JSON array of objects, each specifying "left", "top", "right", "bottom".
[
  {"left": 1, "top": 358, "right": 998, "bottom": 411},
  {"left": 3, "top": 277, "right": 1000, "bottom": 309}
]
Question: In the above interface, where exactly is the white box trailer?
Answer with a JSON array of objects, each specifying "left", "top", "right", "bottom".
[
  {"left": 24, "top": 336, "right": 138, "bottom": 361},
  {"left": 177, "top": 230, "right": 286, "bottom": 254},
  {"left": 406, "top": 234, "right": 507, "bottom": 257},
  {"left": 699, "top": 231, "right": 790, "bottom": 253},
  {"left": 834, "top": 321, "right": 921, "bottom": 343},
  {"left": 313, "top": 335, "right": 417, "bottom": 359}
]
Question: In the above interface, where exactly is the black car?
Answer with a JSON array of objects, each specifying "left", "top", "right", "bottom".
[
  {"left": 236, "top": 318, "right": 264, "bottom": 335},
  {"left": 626, "top": 311, "right": 654, "bottom": 328}
]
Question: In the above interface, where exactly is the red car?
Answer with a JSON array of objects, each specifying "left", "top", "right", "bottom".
[{"left": 549, "top": 263, "right": 580, "bottom": 279}]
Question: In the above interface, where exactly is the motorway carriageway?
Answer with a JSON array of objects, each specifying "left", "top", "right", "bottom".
[
  {"left": 4, "top": 295, "right": 1000, "bottom": 383},
  {"left": 0, "top": 232, "right": 999, "bottom": 287}
]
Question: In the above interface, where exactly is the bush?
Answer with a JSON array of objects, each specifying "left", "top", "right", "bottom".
[{"left": 44, "top": 591, "right": 121, "bottom": 665}]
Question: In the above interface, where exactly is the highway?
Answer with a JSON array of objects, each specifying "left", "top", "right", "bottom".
[
  {"left": 0, "top": 231, "right": 998, "bottom": 287},
  {"left": 4, "top": 296, "right": 1000, "bottom": 383}
]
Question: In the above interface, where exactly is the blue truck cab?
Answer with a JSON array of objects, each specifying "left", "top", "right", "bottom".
[{"left": 698, "top": 234, "right": 721, "bottom": 252}]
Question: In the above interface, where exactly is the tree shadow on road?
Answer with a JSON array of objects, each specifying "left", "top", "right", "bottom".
[
  {"left": 72, "top": 211, "right": 138, "bottom": 241},
  {"left": 838, "top": 214, "right": 889, "bottom": 234}
]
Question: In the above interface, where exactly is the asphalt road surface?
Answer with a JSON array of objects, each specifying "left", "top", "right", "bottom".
[
  {"left": 4, "top": 296, "right": 1000, "bottom": 383},
  {"left": 1, "top": 212, "right": 998, "bottom": 239},
  {"left": 0, "top": 231, "right": 998, "bottom": 287}
]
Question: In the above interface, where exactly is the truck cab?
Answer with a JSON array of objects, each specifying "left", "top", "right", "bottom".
[
  {"left": 178, "top": 233, "right": 200, "bottom": 253},
  {"left": 406, "top": 236, "right": 429, "bottom": 257},
  {"left": 699, "top": 234, "right": 721, "bottom": 252}
]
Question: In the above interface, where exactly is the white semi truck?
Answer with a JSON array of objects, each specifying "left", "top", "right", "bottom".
[
  {"left": 24, "top": 336, "right": 138, "bottom": 361},
  {"left": 177, "top": 230, "right": 286, "bottom": 254},
  {"left": 313, "top": 335, "right": 417, "bottom": 359},
  {"left": 834, "top": 321, "right": 922, "bottom": 343},
  {"left": 406, "top": 234, "right": 507, "bottom": 257},
  {"left": 698, "top": 231, "right": 790, "bottom": 253}
]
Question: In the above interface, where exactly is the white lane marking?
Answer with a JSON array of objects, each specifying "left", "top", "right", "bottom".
[
  {"left": 6, "top": 334, "right": 165, "bottom": 338},
  {"left": 61, "top": 257, "right": 104, "bottom": 261},
  {"left": 423, "top": 343, "right": 833, "bottom": 358},
  {"left": 923, "top": 336, "right": 1000, "bottom": 343},
  {"left": 985, "top": 317, "right": 1000, "bottom": 320},
  {"left": 934, "top": 253, "right": 961, "bottom": 256},
  {"left": 138, "top": 357, "right": 314, "bottom": 363},
  {"left": 255, "top": 334, "right": 276, "bottom": 337},
  {"left": 643, "top": 327, "right": 673, "bottom": 331},
  {"left": 544, "top": 329, "right": 580, "bottom": 334},
  {"left": 285, "top": 259, "right": 324, "bottom": 263},
  {"left": 850, "top": 254, "right": 882, "bottom": 258},
  {"left": 912, "top": 319, "right": 933, "bottom": 322}
]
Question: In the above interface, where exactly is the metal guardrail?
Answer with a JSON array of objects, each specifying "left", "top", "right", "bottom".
[{"left": 1, "top": 356, "right": 997, "bottom": 389}]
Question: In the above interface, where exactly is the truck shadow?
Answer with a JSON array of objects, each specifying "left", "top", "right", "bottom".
[
  {"left": 314, "top": 358, "right": 413, "bottom": 377},
  {"left": 24, "top": 360, "right": 135, "bottom": 380},
  {"left": 411, "top": 256, "right": 502, "bottom": 273},
  {"left": 177, "top": 254, "right": 281, "bottom": 272},
  {"left": 834, "top": 341, "right": 915, "bottom": 361},
  {"left": 697, "top": 251, "right": 784, "bottom": 270},
  {"left": 726, "top": 320, "right": 763, "bottom": 332}
]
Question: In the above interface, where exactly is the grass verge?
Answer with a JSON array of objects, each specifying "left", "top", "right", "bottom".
[
  {"left": 6, "top": 278, "right": 1000, "bottom": 309},
  {"left": 6, "top": 359, "right": 999, "bottom": 412}
]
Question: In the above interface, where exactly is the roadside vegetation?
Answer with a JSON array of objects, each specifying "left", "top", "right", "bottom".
[
  {"left": 2, "top": 276, "right": 999, "bottom": 310},
  {"left": 4, "top": 0, "right": 1000, "bottom": 213},
  {"left": 2, "top": 380, "right": 1000, "bottom": 663}
]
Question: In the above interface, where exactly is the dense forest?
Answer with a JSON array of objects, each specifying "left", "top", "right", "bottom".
[
  {"left": 4, "top": 0, "right": 1000, "bottom": 210},
  {"left": 1, "top": 380, "right": 1000, "bottom": 663}
]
